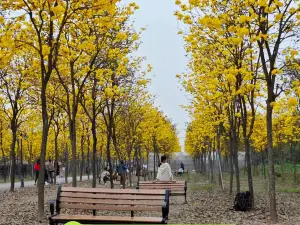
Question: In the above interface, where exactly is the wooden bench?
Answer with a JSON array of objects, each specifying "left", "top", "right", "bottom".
[
  {"left": 137, "top": 181, "right": 187, "bottom": 204},
  {"left": 49, "top": 185, "right": 170, "bottom": 224}
]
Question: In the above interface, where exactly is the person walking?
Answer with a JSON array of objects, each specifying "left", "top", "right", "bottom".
[{"left": 34, "top": 159, "right": 40, "bottom": 185}]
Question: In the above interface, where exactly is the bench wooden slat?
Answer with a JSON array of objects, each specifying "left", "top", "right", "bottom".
[
  {"left": 139, "top": 182, "right": 184, "bottom": 185},
  {"left": 51, "top": 215, "right": 163, "bottom": 223},
  {"left": 60, "top": 197, "right": 163, "bottom": 206},
  {"left": 61, "top": 187, "right": 165, "bottom": 195},
  {"left": 139, "top": 181, "right": 185, "bottom": 184},
  {"left": 60, "top": 192, "right": 165, "bottom": 200},
  {"left": 139, "top": 186, "right": 184, "bottom": 190},
  {"left": 137, "top": 180, "right": 187, "bottom": 204},
  {"left": 138, "top": 185, "right": 184, "bottom": 188},
  {"left": 60, "top": 203, "right": 161, "bottom": 212}
]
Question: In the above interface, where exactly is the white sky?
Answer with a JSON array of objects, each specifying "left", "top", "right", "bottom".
[{"left": 124, "top": 0, "right": 190, "bottom": 151}]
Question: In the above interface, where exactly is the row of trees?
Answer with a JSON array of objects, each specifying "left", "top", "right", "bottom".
[
  {"left": 176, "top": 0, "right": 300, "bottom": 221},
  {"left": 0, "top": 0, "right": 180, "bottom": 220}
]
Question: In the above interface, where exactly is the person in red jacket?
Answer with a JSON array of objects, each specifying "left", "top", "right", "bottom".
[{"left": 34, "top": 159, "right": 40, "bottom": 185}]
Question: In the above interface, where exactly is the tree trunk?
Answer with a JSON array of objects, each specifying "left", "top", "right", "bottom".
[
  {"left": 280, "top": 147, "right": 285, "bottom": 182},
  {"left": 217, "top": 130, "right": 223, "bottom": 189},
  {"left": 266, "top": 99, "right": 277, "bottom": 221},
  {"left": 0, "top": 121, "right": 7, "bottom": 183},
  {"left": 232, "top": 131, "right": 240, "bottom": 193},
  {"left": 92, "top": 120, "right": 97, "bottom": 188},
  {"left": 54, "top": 133, "right": 59, "bottom": 184},
  {"left": 10, "top": 120, "right": 17, "bottom": 192},
  {"left": 80, "top": 134, "right": 84, "bottom": 182},
  {"left": 20, "top": 138, "right": 24, "bottom": 188},
  {"left": 38, "top": 86, "right": 49, "bottom": 221},
  {"left": 229, "top": 137, "right": 234, "bottom": 195},
  {"left": 292, "top": 144, "right": 297, "bottom": 185},
  {"left": 65, "top": 144, "right": 69, "bottom": 184},
  {"left": 87, "top": 136, "right": 90, "bottom": 180},
  {"left": 153, "top": 137, "right": 156, "bottom": 179},
  {"left": 146, "top": 151, "right": 149, "bottom": 181},
  {"left": 106, "top": 124, "right": 114, "bottom": 189},
  {"left": 70, "top": 120, "right": 77, "bottom": 187},
  {"left": 208, "top": 148, "right": 214, "bottom": 183},
  {"left": 245, "top": 137, "right": 254, "bottom": 207},
  {"left": 128, "top": 153, "right": 133, "bottom": 188}
]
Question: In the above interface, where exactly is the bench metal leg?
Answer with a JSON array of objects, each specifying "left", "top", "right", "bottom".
[{"left": 184, "top": 181, "right": 187, "bottom": 204}]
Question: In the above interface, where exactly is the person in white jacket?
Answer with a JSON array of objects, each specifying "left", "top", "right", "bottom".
[{"left": 154, "top": 155, "right": 176, "bottom": 182}]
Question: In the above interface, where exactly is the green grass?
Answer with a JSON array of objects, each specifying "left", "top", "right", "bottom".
[{"left": 278, "top": 187, "right": 300, "bottom": 193}]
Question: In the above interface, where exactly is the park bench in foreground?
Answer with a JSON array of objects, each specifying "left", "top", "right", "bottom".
[
  {"left": 49, "top": 185, "right": 170, "bottom": 224},
  {"left": 137, "top": 181, "right": 187, "bottom": 204}
]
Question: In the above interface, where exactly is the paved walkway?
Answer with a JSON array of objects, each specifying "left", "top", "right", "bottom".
[{"left": 0, "top": 176, "right": 89, "bottom": 192}]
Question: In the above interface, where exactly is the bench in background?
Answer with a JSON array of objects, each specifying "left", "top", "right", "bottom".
[{"left": 137, "top": 181, "right": 187, "bottom": 204}]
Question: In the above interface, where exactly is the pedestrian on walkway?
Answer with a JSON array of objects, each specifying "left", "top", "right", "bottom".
[
  {"left": 34, "top": 159, "right": 40, "bottom": 185},
  {"left": 118, "top": 160, "right": 127, "bottom": 189},
  {"left": 46, "top": 159, "right": 55, "bottom": 184}
]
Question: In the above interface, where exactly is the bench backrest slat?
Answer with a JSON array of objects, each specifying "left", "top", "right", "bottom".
[
  {"left": 60, "top": 203, "right": 162, "bottom": 212},
  {"left": 139, "top": 186, "right": 184, "bottom": 190},
  {"left": 60, "top": 192, "right": 165, "bottom": 200},
  {"left": 60, "top": 197, "right": 163, "bottom": 206},
  {"left": 61, "top": 187, "right": 165, "bottom": 195}
]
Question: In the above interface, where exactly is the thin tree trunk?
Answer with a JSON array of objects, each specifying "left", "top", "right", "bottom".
[
  {"left": 65, "top": 144, "right": 69, "bottom": 184},
  {"left": 38, "top": 86, "right": 49, "bottom": 221},
  {"left": 209, "top": 147, "right": 214, "bottom": 183},
  {"left": 229, "top": 137, "right": 234, "bottom": 195},
  {"left": 54, "top": 133, "right": 58, "bottom": 184},
  {"left": 80, "top": 134, "right": 84, "bottom": 182},
  {"left": 106, "top": 124, "right": 114, "bottom": 189},
  {"left": 245, "top": 137, "right": 254, "bottom": 207},
  {"left": 0, "top": 121, "right": 7, "bottom": 182},
  {"left": 232, "top": 131, "right": 240, "bottom": 193},
  {"left": 70, "top": 120, "right": 77, "bottom": 187},
  {"left": 20, "top": 138, "right": 24, "bottom": 188},
  {"left": 92, "top": 121, "right": 97, "bottom": 188},
  {"left": 267, "top": 99, "right": 277, "bottom": 221},
  {"left": 87, "top": 136, "right": 90, "bottom": 180},
  {"left": 10, "top": 121, "right": 17, "bottom": 192},
  {"left": 292, "top": 144, "right": 297, "bottom": 185},
  {"left": 280, "top": 146, "right": 284, "bottom": 182}
]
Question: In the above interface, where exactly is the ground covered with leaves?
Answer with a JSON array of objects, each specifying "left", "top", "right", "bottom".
[{"left": 1, "top": 174, "right": 300, "bottom": 225}]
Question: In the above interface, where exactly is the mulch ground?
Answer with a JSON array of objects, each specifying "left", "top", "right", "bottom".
[{"left": 0, "top": 177, "right": 300, "bottom": 225}]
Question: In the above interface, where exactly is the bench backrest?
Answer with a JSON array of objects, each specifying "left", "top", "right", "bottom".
[
  {"left": 138, "top": 181, "right": 185, "bottom": 190},
  {"left": 56, "top": 186, "right": 169, "bottom": 216}
]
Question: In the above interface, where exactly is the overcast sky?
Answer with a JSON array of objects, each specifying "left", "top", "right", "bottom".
[{"left": 124, "top": 0, "right": 190, "bottom": 151}]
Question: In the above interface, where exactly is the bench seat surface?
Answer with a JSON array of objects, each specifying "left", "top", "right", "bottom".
[{"left": 51, "top": 214, "right": 163, "bottom": 223}]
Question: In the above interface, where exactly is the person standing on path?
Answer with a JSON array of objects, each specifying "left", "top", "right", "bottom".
[
  {"left": 34, "top": 159, "right": 40, "bottom": 185},
  {"left": 180, "top": 161, "right": 185, "bottom": 171},
  {"left": 46, "top": 159, "right": 55, "bottom": 184},
  {"left": 118, "top": 160, "right": 127, "bottom": 189}
]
